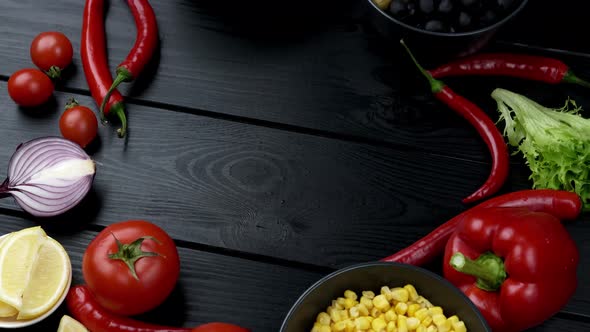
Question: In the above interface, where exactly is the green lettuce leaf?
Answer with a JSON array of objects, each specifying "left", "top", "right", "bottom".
[{"left": 492, "top": 88, "right": 590, "bottom": 210}]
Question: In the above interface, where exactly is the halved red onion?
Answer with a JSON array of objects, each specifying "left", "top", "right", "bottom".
[{"left": 0, "top": 137, "right": 96, "bottom": 217}]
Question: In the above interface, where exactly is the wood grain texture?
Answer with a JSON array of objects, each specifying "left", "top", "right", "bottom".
[
  {"left": 0, "top": 0, "right": 588, "bottom": 162},
  {"left": 0, "top": 85, "right": 589, "bottom": 318},
  {"left": 0, "top": 216, "right": 324, "bottom": 331}
]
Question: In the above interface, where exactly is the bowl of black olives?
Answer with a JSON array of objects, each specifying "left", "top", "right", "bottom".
[{"left": 366, "top": 0, "right": 528, "bottom": 58}]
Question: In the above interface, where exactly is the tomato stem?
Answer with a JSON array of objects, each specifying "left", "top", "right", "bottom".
[
  {"left": 46, "top": 66, "right": 62, "bottom": 80},
  {"left": 108, "top": 233, "right": 161, "bottom": 280}
]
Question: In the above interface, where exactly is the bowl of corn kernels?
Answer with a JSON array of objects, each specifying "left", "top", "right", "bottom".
[{"left": 280, "top": 261, "right": 490, "bottom": 332}]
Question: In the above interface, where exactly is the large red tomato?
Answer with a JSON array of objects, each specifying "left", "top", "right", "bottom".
[{"left": 82, "top": 220, "right": 180, "bottom": 316}]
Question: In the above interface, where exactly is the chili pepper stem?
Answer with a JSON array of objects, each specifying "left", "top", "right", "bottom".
[
  {"left": 107, "top": 103, "right": 128, "bottom": 138},
  {"left": 450, "top": 252, "right": 507, "bottom": 291},
  {"left": 400, "top": 39, "right": 445, "bottom": 93},
  {"left": 563, "top": 71, "right": 590, "bottom": 89},
  {"left": 99, "top": 69, "right": 132, "bottom": 120}
]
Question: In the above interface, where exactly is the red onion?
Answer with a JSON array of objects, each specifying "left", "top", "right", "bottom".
[{"left": 0, "top": 137, "right": 96, "bottom": 217}]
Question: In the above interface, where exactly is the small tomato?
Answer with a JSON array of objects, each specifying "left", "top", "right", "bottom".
[{"left": 82, "top": 220, "right": 180, "bottom": 316}]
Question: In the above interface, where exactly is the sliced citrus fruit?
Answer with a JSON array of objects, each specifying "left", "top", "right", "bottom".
[
  {"left": 0, "top": 235, "right": 17, "bottom": 318},
  {"left": 17, "top": 237, "right": 70, "bottom": 320},
  {"left": 57, "top": 315, "right": 88, "bottom": 332},
  {"left": 0, "top": 226, "right": 46, "bottom": 310}
]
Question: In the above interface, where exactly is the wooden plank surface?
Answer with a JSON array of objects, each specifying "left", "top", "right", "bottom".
[{"left": 0, "top": 0, "right": 589, "bottom": 331}]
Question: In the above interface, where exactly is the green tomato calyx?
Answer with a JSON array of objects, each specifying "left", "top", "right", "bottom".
[{"left": 108, "top": 233, "right": 161, "bottom": 280}]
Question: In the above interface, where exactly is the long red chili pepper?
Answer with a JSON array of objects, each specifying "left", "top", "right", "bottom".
[
  {"left": 401, "top": 40, "right": 510, "bottom": 204},
  {"left": 100, "top": 0, "right": 158, "bottom": 119},
  {"left": 381, "top": 189, "right": 582, "bottom": 266},
  {"left": 428, "top": 53, "right": 590, "bottom": 88},
  {"left": 67, "top": 285, "right": 192, "bottom": 332},
  {"left": 81, "top": 0, "right": 127, "bottom": 137}
]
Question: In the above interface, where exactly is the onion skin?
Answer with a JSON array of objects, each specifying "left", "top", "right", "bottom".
[{"left": 0, "top": 137, "right": 96, "bottom": 217}]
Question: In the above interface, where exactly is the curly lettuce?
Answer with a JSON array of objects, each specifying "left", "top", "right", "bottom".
[{"left": 491, "top": 88, "right": 590, "bottom": 210}]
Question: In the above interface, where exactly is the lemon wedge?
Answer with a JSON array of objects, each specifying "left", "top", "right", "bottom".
[
  {"left": 0, "top": 236, "right": 17, "bottom": 318},
  {"left": 17, "top": 237, "right": 70, "bottom": 320},
  {"left": 0, "top": 226, "right": 46, "bottom": 310},
  {"left": 57, "top": 315, "right": 88, "bottom": 332}
]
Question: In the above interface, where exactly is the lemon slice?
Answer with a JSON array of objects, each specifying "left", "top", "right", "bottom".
[
  {"left": 17, "top": 237, "right": 70, "bottom": 320},
  {"left": 0, "top": 236, "right": 17, "bottom": 318},
  {"left": 0, "top": 227, "right": 46, "bottom": 310},
  {"left": 57, "top": 315, "right": 88, "bottom": 332}
]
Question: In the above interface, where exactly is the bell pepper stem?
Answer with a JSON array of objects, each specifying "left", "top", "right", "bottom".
[
  {"left": 450, "top": 252, "right": 507, "bottom": 292},
  {"left": 399, "top": 39, "right": 445, "bottom": 94}
]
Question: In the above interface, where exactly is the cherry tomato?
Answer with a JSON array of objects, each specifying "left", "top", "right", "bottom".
[
  {"left": 192, "top": 323, "right": 250, "bottom": 332},
  {"left": 30, "top": 31, "right": 73, "bottom": 77},
  {"left": 59, "top": 101, "right": 98, "bottom": 148},
  {"left": 82, "top": 220, "right": 180, "bottom": 316},
  {"left": 7, "top": 68, "right": 54, "bottom": 107}
]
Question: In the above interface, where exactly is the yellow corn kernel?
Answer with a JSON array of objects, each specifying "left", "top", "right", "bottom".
[
  {"left": 381, "top": 286, "right": 393, "bottom": 301},
  {"left": 406, "top": 317, "right": 420, "bottom": 330},
  {"left": 404, "top": 284, "right": 419, "bottom": 301},
  {"left": 371, "top": 307, "right": 381, "bottom": 318},
  {"left": 368, "top": 330, "right": 376, "bottom": 332},
  {"left": 387, "top": 321, "right": 397, "bottom": 332},
  {"left": 350, "top": 306, "right": 360, "bottom": 319},
  {"left": 384, "top": 309, "right": 397, "bottom": 322},
  {"left": 373, "top": 294, "right": 391, "bottom": 312},
  {"left": 358, "top": 303, "right": 370, "bottom": 316},
  {"left": 452, "top": 321, "right": 466, "bottom": 332},
  {"left": 416, "top": 296, "right": 433, "bottom": 308},
  {"left": 397, "top": 315, "right": 408, "bottom": 332},
  {"left": 407, "top": 304, "right": 421, "bottom": 317},
  {"left": 372, "top": 317, "right": 388, "bottom": 331},
  {"left": 414, "top": 308, "right": 429, "bottom": 321},
  {"left": 356, "top": 317, "right": 371, "bottom": 330},
  {"left": 311, "top": 322, "right": 322, "bottom": 332},
  {"left": 342, "top": 310, "right": 350, "bottom": 320},
  {"left": 334, "top": 320, "right": 348, "bottom": 332},
  {"left": 327, "top": 306, "right": 336, "bottom": 316},
  {"left": 420, "top": 316, "right": 433, "bottom": 327},
  {"left": 317, "top": 312, "right": 331, "bottom": 325},
  {"left": 426, "top": 326, "right": 437, "bottom": 332},
  {"left": 319, "top": 326, "right": 331, "bottom": 332},
  {"left": 447, "top": 316, "right": 459, "bottom": 325},
  {"left": 337, "top": 297, "right": 347, "bottom": 308},
  {"left": 429, "top": 307, "right": 443, "bottom": 316},
  {"left": 344, "top": 290, "right": 358, "bottom": 300},
  {"left": 432, "top": 314, "right": 446, "bottom": 326},
  {"left": 395, "top": 302, "right": 408, "bottom": 315},
  {"left": 391, "top": 288, "right": 409, "bottom": 303},
  {"left": 416, "top": 326, "right": 426, "bottom": 332},
  {"left": 363, "top": 291, "right": 376, "bottom": 299},
  {"left": 344, "top": 298, "right": 356, "bottom": 309},
  {"left": 361, "top": 296, "right": 375, "bottom": 310}
]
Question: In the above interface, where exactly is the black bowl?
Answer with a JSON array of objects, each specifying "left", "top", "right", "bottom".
[
  {"left": 280, "top": 261, "right": 491, "bottom": 332},
  {"left": 365, "top": 0, "right": 529, "bottom": 59}
]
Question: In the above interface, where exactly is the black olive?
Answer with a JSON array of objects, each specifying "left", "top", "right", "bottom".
[
  {"left": 481, "top": 10, "right": 497, "bottom": 24},
  {"left": 425, "top": 19, "right": 446, "bottom": 32},
  {"left": 497, "top": 0, "right": 514, "bottom": 9},
  {"left": 390, "top": 1, "right": 408, "bottom": 15},
  {"left": 438, "top": 0, "right": 453, "bottom": 13},
  {"left": 419, "top": 0, "right": 435, "bottom": 14},
  {"left": 461, "top": 0, "right": 478, "bottom": 6},
  {"left": 458, "top": 11, "right": 472, "bottom": 27}
]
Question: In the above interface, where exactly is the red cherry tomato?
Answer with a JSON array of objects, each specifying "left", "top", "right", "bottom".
[
  {"left": 30, "top": 31, "right": 73, "bottom": 75},
  {"left": 82, "top": 220, "right": 180, "bottom": 316},
  {"left": 59, "top": 101, "right": 98, "bottom": 148},
  {"left": 7, "top": 68, "right": 54, "bottom": 107},
  {"left": 192, "top": 323, "right": 250, "bottom": 332}
]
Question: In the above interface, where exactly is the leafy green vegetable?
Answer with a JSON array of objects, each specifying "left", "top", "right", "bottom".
[{"left": 492, "top": 88, "right": 590, "bottom": 210}]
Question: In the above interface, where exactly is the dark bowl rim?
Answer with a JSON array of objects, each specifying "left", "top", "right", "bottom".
[
  {"left": 279, "top": 261, "right": 492, "bottom": 331},
  {"left": 366, "top": 0, "right": 529, "bottom": 38}
]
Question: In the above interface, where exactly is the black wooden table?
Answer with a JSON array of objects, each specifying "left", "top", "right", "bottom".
[{"left": 0, "top": 0, "right": 589, "bottom": 331}]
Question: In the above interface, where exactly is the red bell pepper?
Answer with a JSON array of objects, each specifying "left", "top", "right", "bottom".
[{"left": 443, "top": 207, "right": 579, "bottom": 332}]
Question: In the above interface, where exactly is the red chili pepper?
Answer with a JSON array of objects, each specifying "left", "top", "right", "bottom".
[
  {"left": 66, "top": 285, "right": 192, "bottom": 332},
  {"left": 400, "top": 40, "right": 510, "bottom": 204},
  {"left": 81, "top": 0, "right": 128, "bottom": 137},
  {"left": 444, "top": 207, "right": 579, "bottom": 332},
  {"left": 100, "top": 0, "right": 158, "bottom": 119},
  {"left": 380, "top": 189, "right": 582, "bottom": 266},
  {"left": 428, "top": 53, "right": 590, "bottom": 88}
]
